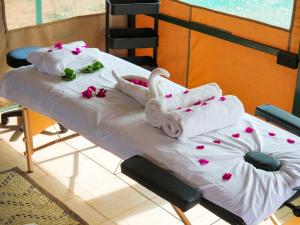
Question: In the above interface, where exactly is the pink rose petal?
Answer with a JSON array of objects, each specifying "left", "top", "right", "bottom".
[
  {"left": 198, "top": 159, "right": 209, "bottom": 165},
  {"left": 82, "top": 89, "right": 93, "bottom": 99},
  {"left": 222, "top": 173, "right": 232, "bottom": 181},
  {"left": 219, "top": 96, "right": 226, "bottom": 101},
  {"left": 196, "top": 145, "right": 205, "bottom": 150},
  {"left": 213, "top": 139, "right": 221, "bottom": 144},
  {"left": 268, "top": 132, "right": 276, "bottom": 137},
  {"left": 127, "top": 79, "right": 148, "bottom": 87},
  {"left": 287, "top": 138, "right": 295, "bottom": 144},
  {"left": 185, "top": 108, "right": 192, "bottom": 112},
  {"left": 165, "top": 94, "right": 173, "bottom": 98},
  {"left": 206, "top": 96, "right": 215, "bottom": 101},
  {"left": 82, "top": 44, "right": 89, "bottom": 48},
  {"left": 245, "top": 127, "right": 254, "bottom": 133},
  {"left": 202, "top": 102, "right": 208, "bottom": 106},
  {"left": 88, "top": 86, "right": 96, "bottom": 92},
  {"left": 232, "top": 133, "right": 240, "bottom": 138},
  {"left": 96, "top": 88, "right": 107, "bottom": 98},
  {"left": 176, "top": 107, "right": 182, "bottom": 110},
  {"left": 72, "top": 47, "right": 81, "bottom": 55},
  {"left": 194, "top": 100, "right": 202, "bottom": 106},
  {"left": 54, "top": 42, "right": 63, "bottom": 49},
  {"left": 183, "top": 90, "right": 189, "bottom": 94},
  {"left": 47, "top": 49, "right": 53, "bottom": 52}
]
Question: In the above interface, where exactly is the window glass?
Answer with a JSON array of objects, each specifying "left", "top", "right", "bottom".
[
  {"left": 180, "top": 0, "right": 294, "bottom": 29},
  {"left": 4, "top": 0, "right": 105, "bottom": 30}
]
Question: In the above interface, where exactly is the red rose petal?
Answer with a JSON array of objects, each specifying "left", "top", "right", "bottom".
[
  {"left": 82, "top": 89, "right": 93, "bottom": 99},
  {"left": 232, "top": 133, "right": 240, "bottom": 138},
  {"left": 194, "top": 100, "right": 202, "bottom": 106},
  {"left": 176, "top": 107, "right": 182, "bottom": 110},
  {"left": 213, "top": 139, "right": 221, "bottom": 144},
  {"left": 245, "top": 127, "right": 254, "bottom": 133},
  {"left": 206, "top": 96, "right": 215, "bottom": 101},
  {"left": 268, "top": 132, "right": 276, "bottom": 137},
  {"left": 198, "top": 159, "right": 209, "bottom": 165},
  {"left": 196, "top": 145, "right": 205, "bottom": 150},
  {"left": 222, "top": 173, "right": 232, "bottom": 181},
  {"left": 96, "top": 88, "right": 107, "bottom": 98},
  {"left": 72, "top": 48, "right": 81, "bottom": 55},
  {"left": 54, "top": 42, "right": 63, "bottom": 49},
  {"left": 287, "top": 138, "right": 295, "bottom": 144},
  {"left": 185, "top": 108, "right": 192, "bottom": 112},
  {"left": 183, "top": 90, "right": 189, "bottom": 94},
  {"left": 219, "top": 96, "right": 226, "bottom": 101},
  {"left": 202, "top": 102, "right": 208, "bottom": 106},
  {"left": 88, "top": 86, "right": 96, "bottom": 92},
  {"left": 165, "top": 94, "right": 173, "bottom": 98}
]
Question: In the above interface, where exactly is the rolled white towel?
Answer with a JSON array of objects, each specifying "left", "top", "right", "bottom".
[
  {"left": 145, "top": 83, "right": 222, "bottom": 128},
  {"left": 162, "top": 95, "right": 245, "bottom": 141},
  {"left": 112, "top": 68, "right": 170, "bottom": 106},
  {"left": 27, "top": 41, "right": 102, "bottom": 76}
]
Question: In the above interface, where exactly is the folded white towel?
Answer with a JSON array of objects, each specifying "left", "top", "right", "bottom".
[
  {"left": 27, "top": 41, "right": 102, "bottom": 76},
  {"left": 145, "top": 83, "right": 222, "bottom": 128},
  {"left": 112, "top": 68, "right": 170, "bottom": 106},
  {"left": 162, "top": 95, "right": 244, "bottom": 141}
]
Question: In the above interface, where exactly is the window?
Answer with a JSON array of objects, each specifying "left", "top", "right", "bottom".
[
  {"left": 180, "top": 0, "right": 295, "bottom": 29},
  {"left": 4, "top": 0, "right": 105, "bottom": 30}
]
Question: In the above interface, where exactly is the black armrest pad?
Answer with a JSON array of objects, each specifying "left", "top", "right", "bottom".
[
  {"left": 121, "top": 155, "right": 202, "bottom": 212},
  {"left": 255, "top": 104, "right": 300, "bottom": 136}
]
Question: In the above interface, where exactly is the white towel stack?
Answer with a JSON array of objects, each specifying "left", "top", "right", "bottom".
[
  {"left": 27, "top": 41, "right": 102, "bottom": 76},
  {"left": 162, "top": 95, "right": 245, "bottom": 141},
  {"left": 145, "top": 83, "right": 222, "bottom": 128}
]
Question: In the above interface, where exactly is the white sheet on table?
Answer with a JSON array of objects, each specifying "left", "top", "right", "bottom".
[{"left": 0, "top": 52, "right": 299, "bottom": 225}]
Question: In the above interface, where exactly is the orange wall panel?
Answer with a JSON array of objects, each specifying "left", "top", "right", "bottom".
[
  {"left": 161, "top": 0, "right": 191, "bottom": 20},
  {"left": 156, "top": 21, "right": 189, "bottom": 86},
  {"left": 188, "top": 31, "right": 297, "bottom": 114}
]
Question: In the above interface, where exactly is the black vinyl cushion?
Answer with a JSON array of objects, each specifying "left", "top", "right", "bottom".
[
  {"left": 6, "top": 46, "right": 40, "bottom": 68},
  {"left": 244, "top": 151, "right": 281, "bottom": 171},
  {"left": 121, "top": 155, "right": 202, "bottom": 212},
  {"left": 255, "top": 104, "right": 300, "bottom": 136}
]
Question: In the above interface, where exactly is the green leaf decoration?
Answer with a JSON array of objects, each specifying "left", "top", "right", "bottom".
[
  {"left": 62, "top": 67, "right": 76, "bottom": 81},
  {"left": 80, "top": 61, "right": 104, "bottom": 73}
]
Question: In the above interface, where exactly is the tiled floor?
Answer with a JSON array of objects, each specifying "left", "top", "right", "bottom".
[{"left": 0, "top": 118, "right": 299, "bottom": 225}]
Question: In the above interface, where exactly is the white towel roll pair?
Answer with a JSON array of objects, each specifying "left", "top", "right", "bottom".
[
  {"left": 162, "top": 95, "right": 245, "bottom": 141},
  {"left": 27, "top": 41, "right": 102, "bottom": 76},
  {"left": 145, "top": 83, "right": 222, "bottom": 128}
]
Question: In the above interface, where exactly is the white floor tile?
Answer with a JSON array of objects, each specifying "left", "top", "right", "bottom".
[
  {"left": 86, "top": 179, "right": 148, "bottom": 218},
  {"left": 112, "top": 200, "right": 182, "bottom": 225},
  {"left": 64, "top": 196, "right": 107, "bottom": 225}
]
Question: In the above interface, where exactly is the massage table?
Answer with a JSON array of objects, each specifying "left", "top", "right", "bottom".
[{"left": 0, "top": 51, "right": 299, "bottom": 225}]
